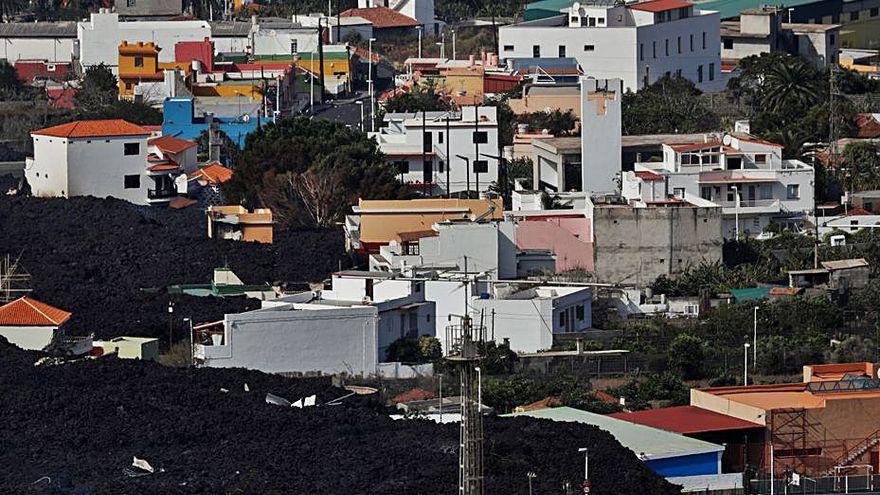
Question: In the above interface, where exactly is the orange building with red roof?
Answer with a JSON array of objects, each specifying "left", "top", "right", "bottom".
[{"left": 0, "top": 296, "right": 71, "bottom": 351}]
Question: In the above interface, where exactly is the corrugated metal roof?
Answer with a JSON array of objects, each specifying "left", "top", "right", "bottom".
[
  {"left": 821, "top": 258, "right": 869, "bottom": 271},
  {"left": 610, "top": 405, "right": 763, "bottom": 434},
  {"left": 0, "top": 22, "right": 77, "bottom": 38},
  {"left": 503, "top": 406, "right": 724, "bottom": 460},
  {"left": 209, "top": 21, "right": 251, "bottom": 36},
  {"left": 695, "top": 0, "right": 820, "bottom": 20}
]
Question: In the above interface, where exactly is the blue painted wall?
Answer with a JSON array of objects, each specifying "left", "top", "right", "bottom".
[
  {"left": 162, "top": 97, "right": 259, "bottom": 150},
  {"left": 645, "top": 451, "right": 721, "bottom": 477}
]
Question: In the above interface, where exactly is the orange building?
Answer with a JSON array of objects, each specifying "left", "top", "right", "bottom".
[
  {"left": 207, "top": 205, "right": 273, "bottom": 243},
  {"left": 692, "top": 362, "right": 880, "bottom": 477},
  {"left": 117, "top": 41, "right": 188, "bottom": 99}
]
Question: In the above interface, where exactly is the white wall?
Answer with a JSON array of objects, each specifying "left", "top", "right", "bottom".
[
  {"left": 252, "top": 29, "right": 319, "bottom": 56},
  {"left": 77, "top": 12, "right": 211, "bottom": 73},
  {"left": 635, "top": 11, "right": 723, "bottom": 92},
  {"left": 581, "top": 77, "right": 622, "bottom": 194},
  {"left": 0, "top": 38, "right": 75, "bottom": 62},
  {"left": 200, "top": 305, "right": 379, "bottom": 375},
  {"left": 0, "top": 326, "right": 56, "bottom": 351},
  {"left": 25, "top": 138, "right": 69, "bottom": 198},
  {"left": 211, "top": 35, "right": 250, "bottom": 53},
  {"left": 470, "top": 297, "right": 554, "bottom": 352},
  {"left": 67, "top": 135, "right": 151, "bottom": 204}
]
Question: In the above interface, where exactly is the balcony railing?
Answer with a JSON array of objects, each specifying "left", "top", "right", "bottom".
[
  {"left": 147, "top": 188, "right": 177, "bottom": 200},
  {"left": 713, "top": 199, "right": 780, "bottom": 208}
]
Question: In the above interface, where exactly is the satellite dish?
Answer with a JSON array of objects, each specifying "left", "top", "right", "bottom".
[
  {"left": 242, "top": 114, "right": 251, "bottom": 123},
  {"left": 722, "top": 134, "right": 733, "bottom": 146},
  {"left": 572, "top": 2, "right": 581, "bottom": 10}
]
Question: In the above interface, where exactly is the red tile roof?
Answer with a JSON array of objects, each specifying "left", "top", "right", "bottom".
[
  {"left": 855, "top": 114, "right": 880, "bottom": 139},
  {"left": 32, "top": 119, "right": 150, "bottom": 138},
  {"left": 391, "top": 388, "right": 436, "bottom": 404},
  {"left": 609, "top": 405, "right": 762, "bottom": 434},
  {"left": 843, "top": 206, "right": 873, "bottom": 217},
  {"left": 0, "top": 296, "right": 72, "bottom": 327},
  {"left": 630, "top": 0, "right": 694, "bottom": 12},
  {"left": 147, "top": 163, "right": 182, "bottom": 172},
  {"left": 340, "top": 6, "right": 421, "bottom": 28},
  {"left": 769, "top": 287, "right": 803, "bottom": 296},
  {"left": 635, "top": 170, "right": 664, "bottom": 181},
  {"left": 669, "top": 141, "right": 723, "bottom": 152},
  {"left": 189, "top": 162, "right": 233, "bottom": 184},
  {"left": 149, "top": 135, "right": 197, "bottom": 154}
]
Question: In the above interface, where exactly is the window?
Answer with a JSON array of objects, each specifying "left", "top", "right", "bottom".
[
  {"left": 829, "top": 34, "right": 836, "bottom": 46},
  {"left": 291, "top": 40, "right": 298, "bottom": 54},
  {"left": 588, "top": 17, "right": 596, "bottom": 26},
  {"left": 558, "top": 312, "right": 565, "bottom": 327},
  {"left": 689, "top": 34, "right": 694, "bottom": 51},
  {"left": 584, "top": 44, "right": 595, "bottom": 52},
  {"left": 503, "top": 44, "right": 514, "bottom": 52},
  {"left": 787, "top": 184, "right": 800, "bottom": 199},
  {"left": 850, "top": 10, "right": 859, "bottom": 21},
  {"left": 576, "top": 304, "right": 585, "bottom": 321},
  {"left": 701, "top": 186, "right": 712, "bottom": 200},
  {"left": 558, "top": 45, "right": 566, "bottom": 57},
  {"left": 126, "top": 0, "right": 135, "bottom": 6},
  {"left": 709, "top": 62, "right": 715, "bottom": 81},
  {"left": 472, "top": 131, "right": 488, "bottom": 144},
  {"left": 697, "top": 65, "right": 703, "bottom": 83},
  {"left": 437, "top": 160, "right": 444, "bottom": 173},
  {"left": 133, "top": 57, "right": 144, "bottom": 68},
  {"left": 723, "top": 38, "right": 733, "bottom": 49},
  {"left": 665, "top": 39, "right": 669, "bottom": 56},
  {"left": 423, "top": 131, "right": 432, "bottom": 152},
  {"left": 395, "top": 161, "right": 409, "bottom": 174},
  {"left": 652, "top": 41, "right": 656, "bottom": 58},
  {"left": 639, "top": 43, "right": 644, "bottom": 60},
  {"left": 755, "top": 154, "right": 767, "bottom": 164},
  {"left": 438, "top": 132, "right": 443, "bottom": 144},
  {"left": 677, "top": 36, "right": 681, "bottom": 53},
  {"left": 123, "top": 142, "right": 140, "bottom": 155},
  {"left": 473, "top": 160, "right": 488, "bottom": 173},
  {"left": 532, "top": 45, "right": 541, "bottom": 57},
  {"left": 872, "top": 7, "right": 879, "bottom": 16},
  {"left": 598, "top": 17, "right": 605, "bottom": 24},
  {"left": 124, "top": 174, "right": 140, "bottom": 189},
  {"left": 403, "top": 242, "right": 419, "bottom": 255},
  {"left": 673, "top": 187, "right": 685, "bottom": 198},
  {"left": 702, "top": 31, "right": 706, "bottom": 49}
]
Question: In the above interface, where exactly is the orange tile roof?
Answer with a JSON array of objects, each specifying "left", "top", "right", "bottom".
[
  {"left": 391, "top": 388, "right": 436, "bottom": 404},
  {"left": 32, "top": 119, "right": 150, "bottom": 138},
  {"left": 630, "top": 0, "right": 695, "bottom": 12},
  {"left": 0, "top": 296, "right": 71, "bottom": 327},
  {"left": 148, "top": 163, "right": 182, "bottom": 172},
  {"left": 148, "top": 135, "right": 197, "bottom": 154},
  {"left": 635, "top": 170, "right": 664, "bottom": 181},
  {"left": 668, "top": 141, "right": 723, "bottom": 152},
  {"left": 340, "top": 6, "right": 420, "bottom": 28},
  {"left": 189, "top": 162, "right": 233, "bottom": 184},
  {"left": 768, "top": 287, "right": 803, "bottom": 296}
]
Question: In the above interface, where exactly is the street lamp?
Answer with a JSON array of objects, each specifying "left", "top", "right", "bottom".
[
  {"left": 416, "top": 26, "right": 423, "bottom": 58},
  {"left": 451, "top": 29, "right": 456, "bottom": 59},
  {"left": 753, "top": 306, "right": 759, "bottom": 368},
  {"left": 356, "top": 100, "right": 364, "bottom": 131},
  {"left": 183, "top": 317, "right": 194, "bottom": 366},
  {"left": 743, "top": 342, "right": 751, "bottom": 386},
  {"left": 456, "top": 154, "right": 471, "bottom": 195},
  {"left": 368, "top": 37, "right": 377, "bottom": 132},
  {"left": 578, "top": 447, "right": 589, "bottom": 482},
  {"left": 527, "top": 471, "right": 537, "bottom": 495},
  {"left": 167, "top": 301, "right": 174, "bottom": 350}
]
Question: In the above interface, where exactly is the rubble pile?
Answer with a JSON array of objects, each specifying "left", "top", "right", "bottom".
[
  {"left": 0, "top": 339, "right": 680, "bottom": 494},
  {"left": 0, "top": 196, "right": 349, "bottom": 341}
]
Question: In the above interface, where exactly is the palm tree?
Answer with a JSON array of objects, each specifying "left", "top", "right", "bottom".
[{"left": 761, "top": 56, "right": 823, "bottom": 113}]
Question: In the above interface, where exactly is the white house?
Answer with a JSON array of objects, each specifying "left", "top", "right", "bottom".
[
  {"left": 498, "top": 0, "right": 724, "bottom": 92},
  {"left": 370, "top": 106, "right": 500, "bottom": 197},
  {"left": 77, "top": 10, "right": 211, "bottom": 73},
  {"left": 0, "top": 22, "right": 77, "bottom": 63},
  {"left": 251, "top": 18, "right": 320, "bottom": 57},
  {"left": 470, "top": 284, "right": 592, "bottom": 353},
  {"left": 0, "top": 296, "right": 71, "bottom": 351},
  {"left": 26, "top": 119, "right": 194, "bottom": 206},
  {"left": 622, "top": 133, "right": 814, "bottom": 238}
]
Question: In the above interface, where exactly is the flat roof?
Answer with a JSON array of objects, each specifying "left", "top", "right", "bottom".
[
  {"left": 610, "top": 405, "right": 763, "bottom": 434},
  {"left": 700, "top": 381, "right": 880, "bottom": 411},
  {"left": 504, "top": 406, "right": 724, "bottom": 460},
  {"left": 0, "top": 21, "right": 77, "bottom": 37}
]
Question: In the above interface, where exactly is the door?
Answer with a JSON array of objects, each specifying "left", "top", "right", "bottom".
[
  {"left": 747, "top": 185, "right": 757, "bottom": 204},
  {"left": 423, "top": 160, "right": 433, "bottom": 184}
]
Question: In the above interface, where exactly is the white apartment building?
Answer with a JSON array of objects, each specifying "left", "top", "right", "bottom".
[
  {"left": 498, "top": 0, "right": 723, "bottom": 92},
  {"left": 720, "top": 8, "right": 840, "bottom": 67},
  {"left": 622, "top": 133, "right": 814, "bottom": 238},
  {"left": 77, "top": 11, "right": 211, "bottom": 73},
  {"left": 370, "top": 106, "right": 500, "bottom": 197},
  {"left": 26, "top": 120, "right": 195, "bottom": 206}
]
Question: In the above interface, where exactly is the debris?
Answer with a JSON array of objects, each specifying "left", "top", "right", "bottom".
[
  {"left": 265, "top": 393, "right": 292, "bottom": 407},
  {"left": 303, "top": 395, "right": 316, "bottom": 407},
  {"left": 244, "top": 383, "right": 249, "bottom": 392},
  {"left": 292, "top": 398, "right": 303, "bottom": 408},
  {"left": 220, "top": 388, "right": 229, "bottom": 393},
  {"left": 132, "top": 457, "right": 155, "bottom": 474}
]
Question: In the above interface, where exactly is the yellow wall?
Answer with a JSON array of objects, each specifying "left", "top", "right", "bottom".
[
  {"left": 357, "top": 198, "right": 503, "bottom": 245},
  {"left": 117, "top": 41, "right": 188, "bottom": 98},
  {"left": 841, "top": 56, "right": 880, "bottom": 74},
  {"left": 190, "top": 83, "right": 264, "bottom": 100},
  {"left": 295, "top": 58, "right": 351, "bottom": 77}
]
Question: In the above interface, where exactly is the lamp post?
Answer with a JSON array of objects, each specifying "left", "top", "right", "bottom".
[
  {"left": 578, "top": 447, "right": 589, "bottom": 482},
  {"left": 753, "top": 306, "right": 759, "bottom": 368},
  {"left": 310, "top": 50, "right": 315, "bottom": 114},
  {"left": 743, "top": 342, "right": 750, "bottom": 386},
  {"left": 368, "top": 37, "right": 376, "bottom": 132},
  {"left": 183, "top": 317, "right": 194, "bottom": 366},
  {"left": 452, "top": 29, "right": 456, "bottom": 59},
  {"left": 456, "top": 154, "right": 471, "bottom": 195},
  {"left": 356, "top": 100, "right": 364, "bottom": 131},
  {"left": 527, "top": 471, "right": 537, "bottom": 495},
  {"left": 438, "top": 373, "right": 443, "bottom": 423},
  {"left": 440, "top": 30, "right": 445, "bottom": 58}
]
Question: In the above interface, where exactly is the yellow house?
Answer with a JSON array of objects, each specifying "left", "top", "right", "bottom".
[{"left": 117, "top": 41, "right": 188, "bottom": 99}]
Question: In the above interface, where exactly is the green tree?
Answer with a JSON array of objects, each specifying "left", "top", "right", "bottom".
[
  {"left": 0, "top": 60, "right": 25, "bottom": 100},
  {"left": 840, "top": 141, "right": 880, "bottom": 192},
  {"left": 829, "top": 335, "right": 877, "bottom": 364},
  {"left": 384, "top": 81, "right": 451, "bottom": 113},
  {"left": 517, "top": 109, "right": 578, "bottom": 136},
  {"left": 74, "top": 63, "right": 118, "bottom": 111},
  {"left": 667, "top": 333, "right": 707, "bottom": 380},
  {"left": 761, "top": 56, "right": 823, "bottom": 113},
  {"left": 622, "top": 75, "right": 720, "bottom": 135},
  {"left": 0, "top": 0, "right": 25, "bottom": 21}
]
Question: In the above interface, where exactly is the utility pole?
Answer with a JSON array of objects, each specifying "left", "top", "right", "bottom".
[
  {"left": 474, "top": 104, "right": 480, "bottom": 198},
  {"left": 317, "top": 17, "right": 326, "bottom": 105},
  {"left": 446, "top": 113, "right": 451, "bottom": 197}
]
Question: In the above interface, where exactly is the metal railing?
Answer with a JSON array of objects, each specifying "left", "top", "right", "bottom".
[
  {"left": 147, "top": 188, "right": 177, "bottom": 200},
  {"left": 750, "top": 473, "right": 877, "bottom": 494}
]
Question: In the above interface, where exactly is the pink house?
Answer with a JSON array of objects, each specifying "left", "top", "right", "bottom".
[{"left": 514, "top": 212, "right": 594, "bottom": 272}]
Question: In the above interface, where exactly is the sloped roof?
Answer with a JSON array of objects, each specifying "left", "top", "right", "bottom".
[
  {"left": 189, "top": 162, "right": 233, "bottom": 184},
  {"left": 32, "top": 119, "right": 150, "bottom": 138},
  {"left": 630, "top": 0, "right": 695, "bottom": 12},
  {"left": 821, "top": 258, "right": 869, "bottom": 271},
  {"left": 0, "top": 296, "right": 71, "bottom": 327},
  {"left": 148, "top": 135, "right": 197, "bottom": 154},
  {"left": 391, "top": 388, "right": 436, "bottom": 404},
  {"left": 610, "top": 405, "right": 763, "bottom": 434},
  {"left": 340, "top": 7, "right": 420, "bottom": 28},
  {"left": 635, "top": 170, "right": 664, "bottom": 181}
]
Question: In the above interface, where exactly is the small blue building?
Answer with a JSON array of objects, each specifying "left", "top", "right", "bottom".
[{"left": 162, "top": 97, "right": 260, "bottom": 149}]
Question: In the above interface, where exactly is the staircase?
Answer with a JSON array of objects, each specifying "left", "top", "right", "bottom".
[{"left": 822, "top": 430, "right": 880, "bottom": 476}]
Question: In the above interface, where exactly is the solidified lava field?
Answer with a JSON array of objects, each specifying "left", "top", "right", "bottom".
[
  {"left": 0, "top": 339, "right": 681, "bottom": 494},
  {"left": 0, "top": 196, "right": 349, "bottom": 341}
]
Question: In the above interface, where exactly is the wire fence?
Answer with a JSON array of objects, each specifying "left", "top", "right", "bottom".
[{"left": 750, "top": 473, "right": 879, "bottom": 494}]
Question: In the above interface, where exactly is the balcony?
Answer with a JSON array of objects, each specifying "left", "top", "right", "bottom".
[
  {"left": 147, "top": 188, "right": 177, "bottom": 203},
  {"left": 714, "top": 199, "right": 781, "bottom": 215}
]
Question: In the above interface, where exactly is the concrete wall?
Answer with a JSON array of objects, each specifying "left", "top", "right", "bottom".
[
  {"left": 200, "top": 305, "right": 379, "bottom": 375},
  {"left": 252, "top": 29, "right": 319, "bottom": 57},
  {"left": 0, "top": 37, "right": 75, "bottom": 63},
  {"left": 425, "top": 279, "right": 467, "bottom": 353},
  {"left": 581, "top": 78, "right": 622, "bottom": 195},
  {"left": 0, "top": 326, "right": 55, "bottom": 351},
  {"left": 418, "top": 220, "right": 517, "bottom": 279},
  {"left": 25, "top": 137, "right": 68, "bottom": 198},
  {"left": 592, "top": 205, "right": 723, "bottom": 286}
]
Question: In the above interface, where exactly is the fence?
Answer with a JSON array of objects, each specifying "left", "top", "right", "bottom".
[{"left": 750, "top": 473, "right": 878, "bottom": 494}]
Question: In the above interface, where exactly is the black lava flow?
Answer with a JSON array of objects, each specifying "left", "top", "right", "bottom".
[
  {"left": 0, "top": 196, "right": 350, "bottom": 342},
  {"left": 0, "top": 338, "right": 681, "bottom": 494}
]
